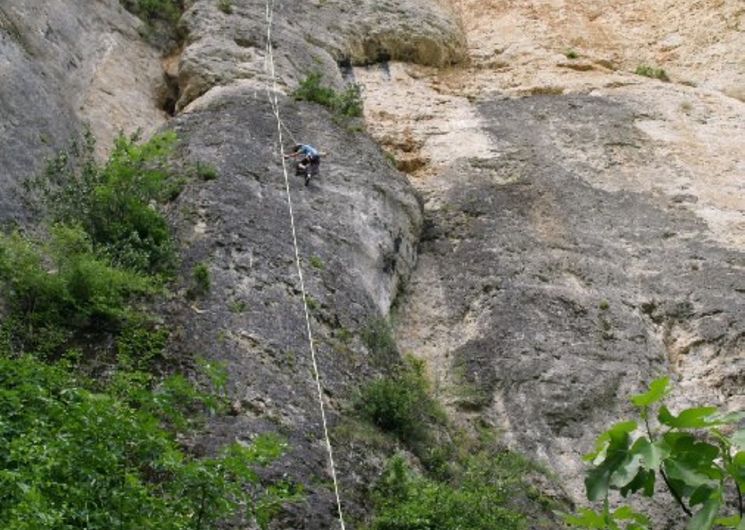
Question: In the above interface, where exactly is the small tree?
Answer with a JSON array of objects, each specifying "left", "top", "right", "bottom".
[{"left": 566, "top": 377, "right": 745, "bottom": 530}]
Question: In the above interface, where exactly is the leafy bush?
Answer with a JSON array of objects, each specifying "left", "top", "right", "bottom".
[
  {"left": 217, "top": 0, "right": 233, "bottom": 14},
  {"left": 0, "top": 227, "right": 155, "bottom": 354},
  {"left": 116, "top": 323, "right": 169, "bottom": 370},
  {"left": 566, "top": 377, "right": 745, "bottom": 530},
  {"left": 189, "top": 262, "right": 211, "bottom": 298},
  {"left": 369, "top": 453, "right": 527, "bottom": 530},
  {"left": 0, "top": 130, "right": 297, "bottom": 528},
  {"left": 0, "top": 356, "right": 285, "bottom": 530},
  {"left": 31, "top": 130, "right": 180, "bottom": 275},
  {"left": 293, "top": 71, "right": 364, "bottom": 118},
  {"left": 635, "top": 65, "right": 669, "bottom": 81},
  {"left": 361, "top": 317, "right": 399, "bottom": 366},
  {"left": 124, "top": 0, "right": 183, "bottom": 22},
  {"left": 335, "top": 83, "right": 364, "bottom": 118},
  {"left": 356, "top": 356, "right": 444, "bottom": 447}
]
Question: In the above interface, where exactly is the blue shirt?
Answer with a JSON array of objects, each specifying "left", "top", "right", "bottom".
[{"left": 297, "top": 144, "right": 319, "bottom": 157}]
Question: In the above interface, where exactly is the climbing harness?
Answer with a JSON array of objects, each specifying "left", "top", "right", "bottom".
[{"left": 263, "top": 2, "right": 347, "bottom": 529}]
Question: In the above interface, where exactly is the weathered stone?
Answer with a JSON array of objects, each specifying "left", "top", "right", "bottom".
[
  {"left": 174, "top": 0, "right": 465, "bottom": 110},
  {"left": 163, "top": 88, "right": 422, "bottom": 528},
  {"left": 0, "top": 0, "right": 166, "bottom": 222},
  {"left": 393, "top": 95, "right": 745, "bottom": 527}
]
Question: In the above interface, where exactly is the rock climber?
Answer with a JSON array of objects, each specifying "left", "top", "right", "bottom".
[{"left": 284, "top": 144, "right": 322, "bottom": 186}]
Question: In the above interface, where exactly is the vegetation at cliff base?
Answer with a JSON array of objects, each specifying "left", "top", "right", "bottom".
[
  {"left": 356, "top": 355, "right": 445, "bottom": 450},
  {"left": 0, "top": 356, "right": 286, "bottom": 530},
  {"left": 354, "top": 354, "right": 563, "bottom": 529},
  {"left": 0, "top": 132, "right": 293, "bottom": 529},
  {"left": 565, "top": 377, "right": 745, "bottom": 530}
]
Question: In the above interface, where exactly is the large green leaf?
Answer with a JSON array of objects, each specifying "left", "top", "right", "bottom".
[
  {"left": 613, "top": 505, "right": 650, "bottom": 525},
  {"left": 584, "top": 421, "right": 638, "bottom": 462},
  {"left": 689, "top": 484, "right": 717, "bottom": 507},
  {"left": 563, "top": 508, "right": 608, "bottom": 529},
  {"left": 586, "top": 464, "right": 614, "bottom": 502},
  {"left": 728, "top": 451, "right": 745, "bottom": 488},
  {"left": 632, "top": 437, "right": 668, "bottom": 471},
  {"left": 686, "top": 498, "right": 720, "bottom": 530},
  {"left": 714, "top": 515, "right": 741, "bottom": 528},
  {"left": 658, "top": 406, "right": 719, "bottom": 429},
  {"left": 664, "top": 458, "right": 715, "bottom": 489},
  {"left": 610, "top": 453, "right": 643, "bottom": 489},
  {"left": 586, "top": 423, "right": 637, "bottom": 500},
  {"left": 631, "top": 377, "right": 669, "bottom": 408},
  {"left": 620, "top": 468, "right": 655, "bottom": 498}
]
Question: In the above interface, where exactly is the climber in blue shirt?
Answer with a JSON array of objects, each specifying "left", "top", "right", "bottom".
[{"left": 284, "top": 144, "right": 322, "bottom": 186}]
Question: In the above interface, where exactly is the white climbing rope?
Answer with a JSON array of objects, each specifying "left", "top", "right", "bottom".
[{"left": 263, "top": 2, "right": 347, "bottom": 530}]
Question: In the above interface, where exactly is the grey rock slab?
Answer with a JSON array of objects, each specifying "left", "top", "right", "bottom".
[
  {"left": 0, "top": 0, "right": 166, "bottom": 223},
  {"left": 396, "top": 94, "right": 745, "bottom": 513},
  {"left": 164, "top": 88, "right": 422, "bottom": 528},
  {"left": 176, "top": 0, "right": 465, "bottom": 110}
]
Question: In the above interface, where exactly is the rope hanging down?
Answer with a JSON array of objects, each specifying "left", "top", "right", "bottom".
[{"left": 263, "top": 2, "right": 347, "bottom": 530}]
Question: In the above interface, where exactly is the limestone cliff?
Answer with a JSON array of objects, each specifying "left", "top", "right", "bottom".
[
  {"left": 357, "top": 0, "right": 744, "bottom": 524},
  {"left": 1, "top": 0, "right": 743, "bottom": 528}
]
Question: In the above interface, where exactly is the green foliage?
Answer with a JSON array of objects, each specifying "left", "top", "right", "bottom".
[
  {"left": 565, "top": 49, "right": 580, "bottom": 59},
  {"left": 566, "top": 377, "right": 745, "bottom": 530},
  {"left": 189, "top": 262, "right": 211, "bottom": 298},
  {"left": 0, "top": 356, "right": 285, "bottom": 530},
  {"left": 217, "top": 0, "right": 233, "bottom": 14},
  {"left": 361, "top": 317, "right": 399, "bottom": 366},
  {"left": 293, "top": 71, "right": 364, "bottom": 118},
  {"left": 0, "top": 227, "right": 155, "bottom": 355},
  {"left": 228, "top": 299, "right": 247, "bottom": 313},
  {"left": 0, "top": 131, "right": 296, "bottom": 528},
  {"left": 309, "top": 255, "right": 325, "bottom": 270},
  {"left": 368, "top": 452, "right": 527, "bottom": 530},
  {"left": 635, "top": 65, "right": 669, "bottom": 82},
  {"left": 356, "top": 356, "right": 445, "bottom": 448},
  {"left": 125, "top": 0, "right": 183, "bottom": 22},
  {"left": 116, "top": 323, "right": 169, "bottom": 370},
  {"left": 195, "top": 161, "right": 219, "bottom": 181},
  {"left": 335, "top": 82, "right": 364, "bottom": 118},
  {"left": 31, "top": 130, "right": 180, "bottom": 275}
]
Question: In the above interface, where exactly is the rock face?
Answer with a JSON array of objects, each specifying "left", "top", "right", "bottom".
[
  {"left": 394, "top": 94, "right": 745, "bottom": 500},
  {"left": 2, "top": 0, "right": 744, "bottom": 527},
  {"left": 174, "top": 0, "right": 465, "bottom": 110},
  {"left": 357, "top": 0, "right": 745, "bottom": 524},
  {"left": 0, "top": 0, "right": 167, "bottom": 222},
  {"left": 165, "top": 90, "right": 421, "bottom": 528}
]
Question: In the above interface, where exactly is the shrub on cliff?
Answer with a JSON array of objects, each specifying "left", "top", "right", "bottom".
[
  {"left": 293, "top": 71, "right": 364, "bottom": 118},
  {"left": 120, "top": 0, "right": 183, "bottom": 23},
  {"left": 368, "top": 441, "right": 551, "bottom": 530},
  {"left": 0, "top": 132, "right": 296, "bottom": 528},
  {"left": 356, "top": 355, "right": 445, "bottom": 448},
  {"left": 0, "top": 355, "right": 287, "bottom": 530},
  {"left": 30, "top": 130, "right": 181, "bottom": 276},
  {"left": 635, "top": 65, "right": 669, "bottom": 82}
]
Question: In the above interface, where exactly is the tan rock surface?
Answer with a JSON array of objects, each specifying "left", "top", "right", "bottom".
[{"left": 356, "top": 0, "right": 745, "bottom": 514}]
